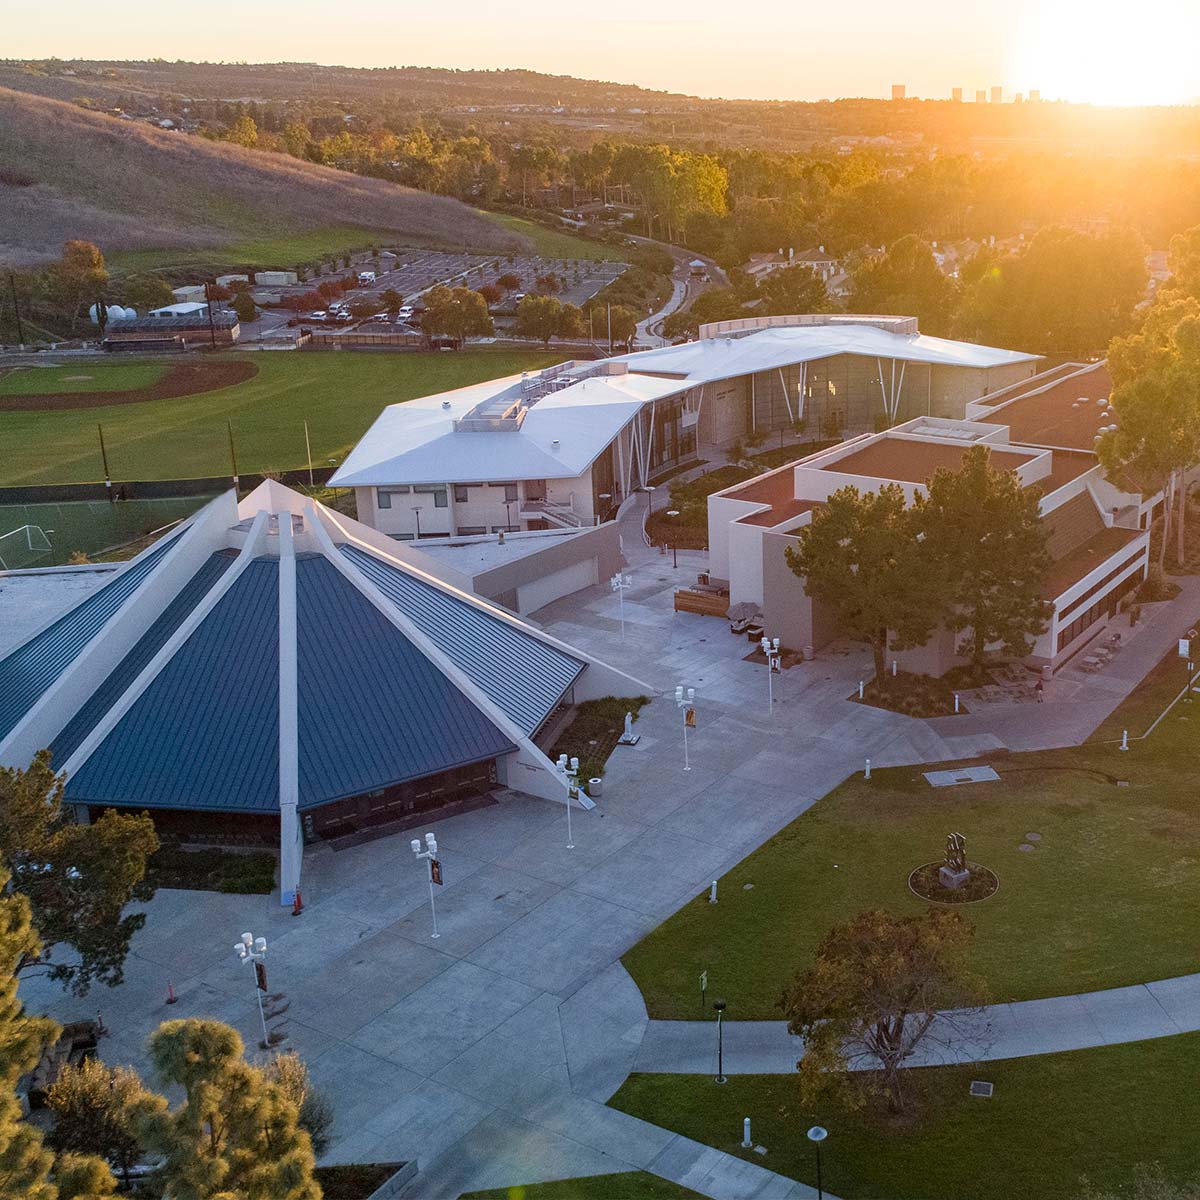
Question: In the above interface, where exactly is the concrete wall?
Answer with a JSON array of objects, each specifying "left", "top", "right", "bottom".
[
  {"left": 699, "top": 375, "right": 748, "bottom": 447},
  {"left": 470, "top": 522, "right": 623, "bottom": 614},
  {"left": 928, "top": 361, "right": 1038, "bottom": 419}
]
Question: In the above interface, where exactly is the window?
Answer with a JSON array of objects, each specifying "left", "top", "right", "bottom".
[
  {"left": 491, "top": 525, "right": 519, "bottom": 533},
  {"left": 376, "top": 485, "right": 410, "bottom": 510},
  {"left": 454, "top": 485, "right": 469, "bottom": 503},
  {"left": 492, "top": 481, "right": 519, "bottom": 501},
  {"left": 457, "top": 526, "right": 486, "bottom": 536},
  {"left": 414, "top": 484, "right": 448, "bottom": 508}
]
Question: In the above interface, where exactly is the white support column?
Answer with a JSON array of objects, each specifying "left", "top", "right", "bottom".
[
  {"left": 797, "top": 363, "right": 807, "bottom": 422},
  {"left": 776, "top": 368, "right": 795, "bottom": 424},
  {"left": 277, "top": 514, "right": 303, "bottom": 907},
  {"left": 894, "top": 360, "right": 907, "bottom": 421},
  {"left": 877, "top": 357, "right": 889, "bottom": 421}
]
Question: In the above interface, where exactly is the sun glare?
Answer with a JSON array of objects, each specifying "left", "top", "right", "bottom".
[{"left": 1014, "top": 0, "right": 1200, "bottom": 105}]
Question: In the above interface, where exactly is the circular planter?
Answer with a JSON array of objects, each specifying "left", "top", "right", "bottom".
[{"left": 908, "top": 861, "right": 1000, "bottom": 905}]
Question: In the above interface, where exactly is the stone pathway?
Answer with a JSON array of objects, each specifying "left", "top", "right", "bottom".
[{"left": 635, "top": 973, "right": 1200, "bottom": 1076}]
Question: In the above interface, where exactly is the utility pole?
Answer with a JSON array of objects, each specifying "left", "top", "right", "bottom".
[
  {"left": 97, "top": 424, "right": 113, "bottom": 503},
  {"left": 607, "top": 303, "right": 612, "bottom": 353},
  {"left": 204, "top": 281, "right": 217, "bottom": 350},
  {"left": 227, "top": 421, "right": 240, "bottom": 493},
  {"left": 8, "top": 273, "right": 24, "bottom": 345}
]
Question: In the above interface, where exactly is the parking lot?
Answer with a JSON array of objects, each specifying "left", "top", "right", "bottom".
[{"left": 242, "top": 249, "right": 628, "bottom": 344}]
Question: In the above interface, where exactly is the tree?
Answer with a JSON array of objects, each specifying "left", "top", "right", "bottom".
[
  {"left": 496, "top": 273, "right": 521, "bottom": 294},
  {"left": 779, "top": 907, "right": 982, "bottom": 1114},
  {"left": 231, "top": 292, "right": 257, "bottom": 324},
  {"left": 785, "top": 484, "right": 942, "bottom": 686},
  {"left": 262, "top": 1053, "right": 333, "bottom": 1157},
  {"left": 0, "top": 870, "right": 116, "bottom": 1199},
  {"left": 476, "top": 283, "right": 502, "bottom": 308},
  {"left": 1100, "top": 300, "right": 1200, "bottom": 568},
  {"left": 122, "top": 276, "right": 174, "bottom": 314},
  {"left": 662, "top": 287, "right": 745, "bottom": 340},
  {"left": 606, "top": 304, "right": 639, "bottom": 350},
  {"left": 0, "top": 752, "right": 158, "bottom": 995},
  {"left": 47, "top": 1061, "right": 146, "bottom": 1189},
  {"left": 534, "top": 272, "right": 562, "bottom": 295},
  {"left": 848, "top": 235, "right": 957, "bottom": 335},
  {"left": 133, "top": 1019, "right": 320, "bottom": 1200},
  {"left": 379, "top": 288, "right": 404, "bottom": 317},
  {"left": 514, "top": 294, "right": 581, "bottom": 347},
  {"left": 348, "top": 296, "right": 384, "bottom": 320},
  {"left": 915, "top": 444, "right": 1051, "bottom": 673},
  {"left": 757, "top": 265, "right": 828, "bottom": 316},
  {"left": 420, "top": 285, "right": 493, "bottom": 345},
  {"left": 46, "top": 242, "right": 107, "bottom": 332},
  {"left": 957, "top": 226, "right": 1147, "bottom": 355},
  {"left": 223, "top": 115, "right": 259, "bottom": 148}
]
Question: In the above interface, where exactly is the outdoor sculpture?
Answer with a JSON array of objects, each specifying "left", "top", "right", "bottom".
[
  {"left": 939, "top": 832, "right": 970, "bottom": 889},
  {"left": 618, "top": 710, "right": 640, "bottom": 746}
]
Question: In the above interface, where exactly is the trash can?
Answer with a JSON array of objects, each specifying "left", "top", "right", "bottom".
[
  {"left": 588, "top": 778, "right": 603, "bottom": 798},
  {"left": 1041, "top": 664, "right": 1052, "bottom": 683}
]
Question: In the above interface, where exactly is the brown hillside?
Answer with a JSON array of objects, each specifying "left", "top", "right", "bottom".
[{"left": 0, "top": 87, "right": 526, "bottom": 267}]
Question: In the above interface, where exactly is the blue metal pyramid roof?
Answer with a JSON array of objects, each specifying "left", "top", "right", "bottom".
[
  {"left": 0, "top": 531, "right": 181, "bottom": 743},
  {"left": 66, "top": 556, "right": 281, "bottom": 812},
  {"left": 340, "top": 543, "right": 584, "bottom": 733},
  {"left": 295, "top": 555, "right": 514, "bottom": 807},
  {"left": 51, "top": 550, "right": 237, "bottom": 768}
]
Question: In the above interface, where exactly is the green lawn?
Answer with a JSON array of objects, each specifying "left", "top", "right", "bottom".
[
  {"left": 0, "top": 351, "right": 559, "bottom": 486},
  {"left": 484, "top": 212, "right": 626, "bottom": 262},
  {"left": 0, "top": 363, "right": 169, "bottom": 396},
  {"left": 623, "top": 706, "right": 1200, "bottom": 1018},
  {"left": 107, "top": 226, "right": 412, "bottom": 275},
  {"left": 461, "top": 1172, "right": 706, "bottom": 1199},
  {"left": 611, "top": 1034, "right": 1200, "bottom": 1200}
]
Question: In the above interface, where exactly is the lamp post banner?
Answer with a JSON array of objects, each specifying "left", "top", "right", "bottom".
[
  {"left": 430, "top": 858, "right": 444, "bottom": 886},
  {"left": 255, "top": 961, "right": 268, "bottom": 993}
]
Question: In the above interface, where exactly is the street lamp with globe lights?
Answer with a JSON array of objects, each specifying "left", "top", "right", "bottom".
[
  {"left": 761, "top": 635, "right": 781, "bottom": 712},
  {"left": 712, "top": 997, "right": 727, "bottom": 1083},
  {"left": 666, "top": 509, "right": 680, "bottom": 568},
  {"left": 807, "top": 1126, "right": 828, "bottom": 1199},
  {"left": 555, "top": 754, "right": 579, "bottom": 848},
  {"left": 411, "top": 832, "right": 441, "bottom": 938},
  {"left": 611, "top": 572, "right": 632, "bottom": 640},
  {"left": 233, "top": 932, "right": 270, "bottom": 1048}
]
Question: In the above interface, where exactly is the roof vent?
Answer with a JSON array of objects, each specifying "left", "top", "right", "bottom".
[
  {"left": 552, "top": 438, "right": 561, "bottom": 449},
  {"left": 1071, "top": 401, "right": 1081, "bottom": 409},
  {"left": 442, "top": 400, "right": 452, "bottom": 410},
  {"left": 1093, "top": 397, "right": 1104, "bottom": 405}
]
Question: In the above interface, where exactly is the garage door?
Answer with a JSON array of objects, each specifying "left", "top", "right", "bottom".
[{"left": 516, "top": 558, "right": 598, "bottom": 614}]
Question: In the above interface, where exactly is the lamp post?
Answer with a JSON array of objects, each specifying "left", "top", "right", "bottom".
[
  {"left": 643, "top": 484, "right": 656, "bottom": 515},
  {"left": 611, "top": 571, "right": 632, "bottom": 640},
  {"left": 233, "top": 931, "right": 269, "bottom": 1048},
  {"left": 555, "top": 753, "right": 578, "bottom": 848},
  {"left": 807, "top": 1126, "right": 828, "bottom": 1199},
  {"left": 411, "top": 832, "right": 441, "bottom": 938},
  {"left": 504, "top": 498, "right": 515, "bottom": 530},
  {"left": 666, "top": 509, "right": 680, "bottom": 568},
  {"left": 675, "top": 685, "right": 696, "bottom": 770},
  {"left": 412, "top": 506, "right": 422, "bottom": 539},
  {"left": 713, "top": 997, "right": 727, "bottom": 1084},
  {"left": 760, "top": 635, "right": 781, "bottom": 713}
]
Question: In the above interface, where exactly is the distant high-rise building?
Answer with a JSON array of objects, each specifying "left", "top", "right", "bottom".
[
  {"left": 975, "top": 89, "right": 987, "bottom": 103},
  {"left": 952, "top": 87, "right": 963, "bottom": 102},
  {"left": 1029, "top": 88, "right": 1042, "bottom": 103},
  {"left": 990, "top": 86, "right": 1003, "bottom": 104},
  {"left": 892, "top": 84, "right": 906, "bottom": 101}
]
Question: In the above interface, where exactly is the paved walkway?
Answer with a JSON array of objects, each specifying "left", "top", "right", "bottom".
[
  {"left": 636, "top": 973, "right": 1200, "bottom": 1076},
  {"left": 18, "top": 555, "right": 1200, "bottom": 1199}
]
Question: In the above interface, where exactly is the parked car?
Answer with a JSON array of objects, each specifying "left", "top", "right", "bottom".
[{"left": 305, "top": 311, "right": 328, "bottom": 322}]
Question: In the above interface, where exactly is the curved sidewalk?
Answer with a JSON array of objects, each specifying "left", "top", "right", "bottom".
[{"left": 634, "top": 973, "right": 1200, "bottom": 1076}]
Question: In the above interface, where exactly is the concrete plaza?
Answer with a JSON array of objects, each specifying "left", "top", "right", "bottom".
[{"left": 18, "top": 538, "right": 1200, "bottom": 1198}]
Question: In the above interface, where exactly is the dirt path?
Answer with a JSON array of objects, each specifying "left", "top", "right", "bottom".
[{"left": 0, "top": 360, "right": 259, "bottom": 411}]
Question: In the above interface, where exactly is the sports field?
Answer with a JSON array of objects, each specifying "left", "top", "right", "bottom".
[
  {"left": 0, "top": 351, "right": 559, "bottom": 486},
  {"left": 0, "top": 363, "right": 169, "bottom": 395}
]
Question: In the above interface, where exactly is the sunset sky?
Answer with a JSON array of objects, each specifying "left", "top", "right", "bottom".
[{"left": 9, "top": 0, "right": 1200, "bottom": 105}]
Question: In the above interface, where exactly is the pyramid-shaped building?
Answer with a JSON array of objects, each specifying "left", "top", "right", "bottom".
[{"left": 0, "top": 481, "right": 646, "bottom": 904}]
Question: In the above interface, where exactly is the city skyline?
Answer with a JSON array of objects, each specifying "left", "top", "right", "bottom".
[{"left": 7, "top": 0, "right": 1199, "bottom": 107}]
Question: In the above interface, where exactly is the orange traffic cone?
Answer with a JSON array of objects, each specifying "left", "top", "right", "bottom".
[
  {"left": 291, "top": 889, "right": 304, "bottom": 917},
  {"left": 166, "top": 982, "right": 177, "bottom": 1005}
]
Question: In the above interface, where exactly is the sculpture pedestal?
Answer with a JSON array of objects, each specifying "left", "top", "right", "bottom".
[{"left": 939, "top": 865, "right": 970, "bottom": 890}]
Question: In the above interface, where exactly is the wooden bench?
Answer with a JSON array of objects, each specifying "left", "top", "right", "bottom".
[{"left": 674, "top": 589, "right": 729, "bottom": 618}]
